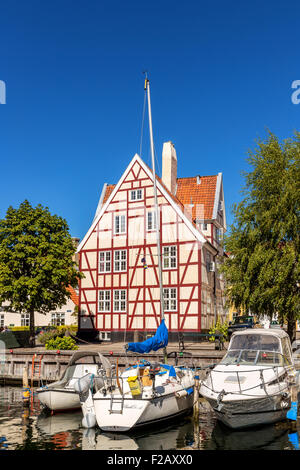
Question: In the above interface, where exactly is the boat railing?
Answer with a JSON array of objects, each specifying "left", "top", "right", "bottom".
[{"left": 202, "top": 351, "right": 295, "bottom": 398}]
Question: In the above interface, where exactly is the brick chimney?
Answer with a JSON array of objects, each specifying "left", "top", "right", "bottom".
[{"left": 162, "top": 141, "right": 177, "bottom": 195}]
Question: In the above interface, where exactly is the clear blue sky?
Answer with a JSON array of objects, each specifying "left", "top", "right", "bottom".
[{"left": 0, "top": 0, "right": 299, "bottom": 240}]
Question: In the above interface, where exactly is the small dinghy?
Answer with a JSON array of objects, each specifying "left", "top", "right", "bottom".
[
  {"left": 200, "top": 329, "right": 299, "bottom": 429},
  {"left": 36, "top": 351, "right": 108, "bottom": 412}
]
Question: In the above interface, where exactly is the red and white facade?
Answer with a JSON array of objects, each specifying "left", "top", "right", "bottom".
[{"left": 77, "top": 143, "right": 227, "bottom": 341}]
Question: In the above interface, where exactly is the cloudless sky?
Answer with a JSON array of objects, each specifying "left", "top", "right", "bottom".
[{"left": 0, "top": 0, "right": 299, "bottom": 240}]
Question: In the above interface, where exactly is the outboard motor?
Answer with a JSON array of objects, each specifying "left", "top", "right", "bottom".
[{"left": 74, "top": 373, "right": 97, "bottom": 429}]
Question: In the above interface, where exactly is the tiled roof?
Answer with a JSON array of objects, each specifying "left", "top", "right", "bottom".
[
  {"left": 67, "top": 286, "right": 79, "bottom": 306},
  {"left": 103, "top": 184, "right": 115, "bottom": 203},
  {"left": 176, "top": 176, "right": 217, "bottom": 220}
]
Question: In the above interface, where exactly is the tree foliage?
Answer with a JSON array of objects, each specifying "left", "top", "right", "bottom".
[
  {"left": 0, "top": 200, "right": 82, "bottom": 346},
  {"left": 221, "top": 131, "right": 300, "bottom": 341}
]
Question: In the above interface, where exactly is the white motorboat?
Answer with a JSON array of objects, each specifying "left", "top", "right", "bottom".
[
  {"left": 200, "top": 328, "right": 298, "bottom": 429},
  {"left": 36, "top": 351, "right": 109, "bottom": 412},
  {"left": 76, "top": 360, "right": 195, "bottom": 432}
]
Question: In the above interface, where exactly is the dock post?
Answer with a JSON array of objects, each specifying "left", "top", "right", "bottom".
[
  {"left": 22, "top": 366, "right": 30, "bottom": 406},
  {"left": 193, "top": 375, "right": 200, "bottom": 422}
]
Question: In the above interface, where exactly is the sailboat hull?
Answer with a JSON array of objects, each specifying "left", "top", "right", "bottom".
[{"left": 93, "top": 391, "right": 194, "bottom": 432}]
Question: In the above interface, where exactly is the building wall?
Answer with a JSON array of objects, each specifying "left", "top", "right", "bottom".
[
  {"left": 0, "top": 296, "right": 77, "bottom": 328},
  {"left": 78, "top": 157, "right": 226, "bottom": 334}
]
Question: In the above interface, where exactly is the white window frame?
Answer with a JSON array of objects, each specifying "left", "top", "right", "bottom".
[
  {"left": 130, "top": 189, "right": 143, "bottom": 201},
  {"left": 163, "top": 245, "right": 177, "bottom": 269},
  {"left": 99, "top": 251, "right": 111, "bottom": 273},
  {"left": 215, "top": 227, "right": 222, "bottom": 244},
  {"left": 114, "top": 250, "right": 127, "bottom": 272},
  {"left": 98, "top": 290, "right": 111, "bottom": 313},
  {"left": 0, "top": 314, "right": 4, "bottom": 328},
  {"left": 114, "top": 214, "right": 126, "bottom": 235},
  {"left": 163, "top": 288, "right": 177, "bottom": 312},
  {"left": 147, "top": 210, "right": 157, "bottom": 231},
  {"left": 51, "top": 312, "right": 65, "bottom": 326},
  {"left": 203, "top": 222, "right": 208, "bottom": 231},
  {"left": 21, "top": 313, "right": 30, "bottom": 327},
  {"left": 113, "top": 290, "right": 127, "bottom": 313}
]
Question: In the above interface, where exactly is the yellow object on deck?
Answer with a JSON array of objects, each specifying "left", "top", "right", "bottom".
[
  {"left": 127, "top": 376, "right": 142, "bottom": 396},
  {"left": 141, "top": 368, "right": 153, "bottom": 387}
]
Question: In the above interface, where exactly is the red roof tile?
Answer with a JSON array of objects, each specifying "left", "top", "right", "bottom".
[
  {"left": 67, "top": 286, "right": 79, "bottom": 306},
  {"left": 176, "top": 176, "right": 217, "bottom": 220},
  {"left": 103, "top": 184, "right": 115, "bottom": 203}
]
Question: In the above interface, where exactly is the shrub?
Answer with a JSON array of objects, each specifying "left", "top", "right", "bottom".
[
  {"left": 38, "top": 325, "right": 77, "bottom": 345},
  {"left": 45, "top": 336, "right": 78, "bottom": 350},
  {"left": 209, "top": 317, "right": 229, "bottom": 342}
]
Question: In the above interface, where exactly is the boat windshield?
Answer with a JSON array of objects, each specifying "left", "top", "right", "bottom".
[
  {"left": 229, "top": 333, "right": 281, "bottom": 353},
  {"left": 221, "top": 333, "right": 289, "bottom": 366},
  {"left": 221, "top": 349, "right": 289, "bottom": 366}
]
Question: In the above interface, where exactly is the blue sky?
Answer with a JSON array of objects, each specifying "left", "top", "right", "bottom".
[{"left": 0, "top": 0, "right": 299, "bottom": 240}]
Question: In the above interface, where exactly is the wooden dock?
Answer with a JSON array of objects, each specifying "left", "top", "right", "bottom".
[{"left": 0, "top": 341, "right": 226, "bottom": 386}]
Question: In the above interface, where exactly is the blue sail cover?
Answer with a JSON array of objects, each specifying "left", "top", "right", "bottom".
[{"left": 127, "top": 320, "right": 168, "bottom": 354}]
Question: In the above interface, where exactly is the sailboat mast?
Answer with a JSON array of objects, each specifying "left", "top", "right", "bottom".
[{"left": 145, "top": 77, "right": 168, "bottom": 363}]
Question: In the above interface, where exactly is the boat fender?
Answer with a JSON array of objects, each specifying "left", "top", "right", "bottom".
[
  {"left": 175, "top": 387, "right": 194, "bottom": 398},
  {"left": 82, "top": 413, "right": 97, "bottom": 429}
]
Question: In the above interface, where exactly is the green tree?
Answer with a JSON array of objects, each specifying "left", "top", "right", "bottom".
[
  {"left": 0, "top": 200, "right": 82, "bottom": 347},
  {"left": 221, "top": 131, "right": 300, "bottom": 342}
]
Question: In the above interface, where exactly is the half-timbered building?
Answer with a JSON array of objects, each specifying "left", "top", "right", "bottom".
[{"left": 77, "top": 141, "right": 227, "bottom": 341}]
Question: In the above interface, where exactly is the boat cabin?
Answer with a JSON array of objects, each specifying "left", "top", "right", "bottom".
[{"left": 221, "top": 329, "right": 293, "bottom": 367}]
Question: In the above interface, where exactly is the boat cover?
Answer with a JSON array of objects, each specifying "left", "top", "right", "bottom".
[{"left": 126, "top": 320, "right": 168, "bottom": 354}]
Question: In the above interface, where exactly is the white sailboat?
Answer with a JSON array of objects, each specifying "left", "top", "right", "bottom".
[
  {"left": 75, "top": 77, "right": 195, "bottom": 432},
  {"left": 200, "top": 328, "right": 299, "bottom": 429}
]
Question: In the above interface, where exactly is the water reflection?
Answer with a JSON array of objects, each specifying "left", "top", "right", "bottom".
[{"left": 0, "top": 385, "right": 300, "bottom": 450}]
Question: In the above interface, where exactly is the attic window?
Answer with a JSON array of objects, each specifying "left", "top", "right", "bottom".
[{"left": 130, "top": 189, "right": 143, "bottom": 201}]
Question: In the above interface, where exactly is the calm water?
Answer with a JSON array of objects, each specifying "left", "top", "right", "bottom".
[{"left": 0, "top": 385, "right": 299, "bottom": 451}]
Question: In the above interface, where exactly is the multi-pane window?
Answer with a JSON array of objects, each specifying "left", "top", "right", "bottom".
[
  {"left": 114, "top": 250, "right": 127, "bottom": 272},
  {"left": 163, "top": 288, "right": 177, "bottom": 311},
  {"left": 130, "top": 189, "right": 143, "bottom": 201},
  {"left": 98, "top": 290, "right": 111, "bottom": 312},
  {"left": 163, "top": 245, "right": 177, "bottom": 269},
  {"left": 0, "top": 314, "right": 4, "bottom": 328},
  {"left": 99, "top": 251, "right": 111, "bottom": 273},
  {"left": 147, "top": 211, "right": 157, "bottom": 231},
  {"left": 215, "top": 227, "right": 222, "bottom": 244},
  {"left": 21, "top": 313, "right": 30, "bottom": 327},
  {"left": 203, "top": 223, "right": 208, "bottom": 231},
  {"left": 113, "top": 290, "right": 126, "bottom": 312},
  {"left": 114, "top": 214, "right": 126, "bottom": 235},
  {"left": 51, "top": 312, "right": 65, "bottom": 326}
]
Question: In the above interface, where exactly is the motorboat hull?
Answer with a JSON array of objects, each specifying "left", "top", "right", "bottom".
[
  {"left": 93, "top": 390, "right": 194, "bottom": 432},
  {"left": 37, "top": 387, "right": 81, "bottom": 411},
  {"left": 203, "top": 393, "right": 291, "bottom": 429}
]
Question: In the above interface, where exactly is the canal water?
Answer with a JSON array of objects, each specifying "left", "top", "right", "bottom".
[{"left": 0, "top": 385, "right": 299, "bottom": 451}]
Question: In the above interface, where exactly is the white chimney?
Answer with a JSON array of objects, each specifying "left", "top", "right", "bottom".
[{"left": 162, "top": 141, "right": 177, "bottom": 195}]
